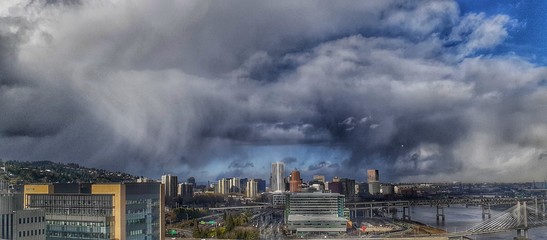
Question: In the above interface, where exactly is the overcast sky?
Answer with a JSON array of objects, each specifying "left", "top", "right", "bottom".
[{"left": 0, "top": 0, "right": 546, "bottom": 183}]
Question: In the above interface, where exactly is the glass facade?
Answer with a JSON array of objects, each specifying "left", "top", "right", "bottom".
[
  {"left": 26, "top": 194, "right": 114, "bottom": 240},
  {"left": 24, "top": 183, "right": 163, "bottom": 240},
  {"left": 285, "top": 193, "right": 348, "bottom": 234},
  {"left": 125, "top": 183, "right": 162, "bottom": 240}
]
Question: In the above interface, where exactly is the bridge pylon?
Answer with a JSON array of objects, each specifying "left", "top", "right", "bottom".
[
  {"left": 514, "top": 201, "right": 530, "bottom": 240},
  {"left": 402, "top": 206, "right": 411, "bottom": 220},
  {"left": 481, "top": 204, "right": 491, "bottom": 220},
  {"left": 436, "top": 205, "right": 445, "bottom": 222}
]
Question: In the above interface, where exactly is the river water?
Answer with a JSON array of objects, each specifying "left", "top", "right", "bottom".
[{"left": 409, "top": 205, "right": 547, "bottom": 239}]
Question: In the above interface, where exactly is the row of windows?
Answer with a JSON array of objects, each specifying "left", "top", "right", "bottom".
[
  {"left": 18, "top": 229, "right": 45, "bottom": 238},
  {"left": 33, "top": 208, "right": 113, "bottom": 216},
  {"left": 19, "top": 216, "right": 45, "bottom": 224},
  {"left": 128, "top": 229, "right": 143, "bottom": 236},
  {"left": 47, "top": 220, "right": 111, "bottom": 227},
  {"left": 47, "top": 230, "right": 109, "bottom": 239},
  {"left": 27, "top": 194, "right": 114, "bottom": 208}
]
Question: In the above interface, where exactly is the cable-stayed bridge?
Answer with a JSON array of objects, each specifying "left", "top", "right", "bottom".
[
  {"left": 445, "top": 201, "right": 545, "bottom": 239},
  {"left": 348, "top": 197, "right": 547, "bottom": 239}
]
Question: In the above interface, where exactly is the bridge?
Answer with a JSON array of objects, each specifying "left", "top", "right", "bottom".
[
  {"left": 346, "top": 197, "right": 547, "bottom": 221},
  {"left": 347, "top": 198, "right": 547, "bottom": 239},
  {"left": 445, "top": 201, "right": 546, "bottom": 239}
]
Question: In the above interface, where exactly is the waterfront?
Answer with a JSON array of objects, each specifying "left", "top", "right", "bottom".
[{"left": 410, "top": 205, "right": 547, "bottom": 239}]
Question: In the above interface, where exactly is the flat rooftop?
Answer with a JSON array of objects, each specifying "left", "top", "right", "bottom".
[{"left": 288, "top": 214, "right": 347, "bottom": 222}]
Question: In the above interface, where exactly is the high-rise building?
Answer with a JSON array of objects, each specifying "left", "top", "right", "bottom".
[
  {"left": 24, "top": 182, "right": 164, "bottom": 240},
  {"left": 271, "top": 162, "right": 285, "bottom": 192},
  {"left": 329, "top": 181, "right": 342, "bottom": 194},
  {"left": 239, "top": 178, "right": 248, "bottom": 193},
  {"left": 367, "top": 169, "right": 380, "bottom": 195},
  {"left": 246, "top": 179, "right": 258, "bottom": 198},
  {"left": 1, "top": 190, "right": 46, "bottom": 240},
  {"left": 367, "top": 169, "right": 379, "bottom": 182},
  {"left": 369, "top": 182, "right": 381, "bottom": 195},
  {"left": 187, "top": 177, "right": 196, "bottom": 187},
  {"left": 229, "top": 178, "right": 241, "bottom": 193},
  {"left": 289, "top": 169, "right": 302, "bottom": 193},
  {"left": 313, "top": 175, "right": 326, "bottom": 183},
  {"left": 216, "top": 178, "right": 241, "bottom": 195},
  {"left": 255, "top": 179, "right": 266, "bottom": 193},
  {"left": 217, "top": 179, "right": 229, "bottom": 195},
  {"left": 332, "top": 176, "right": 340, "bottom": 182},
  {"left": 161, "top": 174, "right": 178, "bottom": 201},
  {"left": 340, "top": 178, "right": 356, "bottom": 199},
  {"left": 178, "top": 182, "right": 194, "bottom": 198}
]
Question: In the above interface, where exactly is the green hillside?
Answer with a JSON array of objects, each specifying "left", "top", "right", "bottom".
[{"left": 0, "top": 159, "right": 137, "bottom": 183}]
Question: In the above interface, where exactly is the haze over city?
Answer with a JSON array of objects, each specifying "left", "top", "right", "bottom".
[{"left": 1, "top": 0, "right": 546, "bottom": 183}]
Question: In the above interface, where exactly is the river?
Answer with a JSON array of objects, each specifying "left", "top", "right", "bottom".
[{"left": 409, "top": 205, "right": 547, "bottom": 239}]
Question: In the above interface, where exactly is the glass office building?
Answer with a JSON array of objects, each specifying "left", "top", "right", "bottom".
[
  {"left": 24, "top": 183, "right": 164, "bottom": 240},
  {"left": 285, "top": 192, "right": 347, "bottom": 235}
]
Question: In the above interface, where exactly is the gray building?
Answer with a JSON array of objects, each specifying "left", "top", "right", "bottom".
[
  {"left": 1, "top": 192, "right": 46, "bottom": 240},
  {"left": 161, "top": 174, "right": 178, "bottom": 202},
  {"left": 367, "top": 169, "right": 381, "bottom": 195},
  {"left": 285, "top": 192, "right": 347, "bottom": 235},
  {"left": 177, "top": 182, "right": 194, "bottom": 198}
]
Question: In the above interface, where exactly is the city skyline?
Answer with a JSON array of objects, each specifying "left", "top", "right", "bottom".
[{"left": 0, "top": 1, "right": 546, "bottom": 183}]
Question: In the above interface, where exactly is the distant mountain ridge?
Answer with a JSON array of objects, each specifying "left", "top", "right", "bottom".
[{"left": 0, "top": 159, "right": 138, "bottom": 183}]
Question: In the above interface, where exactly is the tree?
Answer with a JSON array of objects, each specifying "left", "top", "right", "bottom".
[{"left": 226, "top": 215, "right": 235, "bottom": 231}]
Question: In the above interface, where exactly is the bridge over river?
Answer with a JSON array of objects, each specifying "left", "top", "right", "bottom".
[{"left": 348, "top": 198, "right": 547, "bottom": 239}]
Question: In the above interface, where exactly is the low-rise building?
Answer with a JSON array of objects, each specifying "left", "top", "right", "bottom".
[
  {"left": 24, "top": 182, "right": 164, "bottom": 240},
  {"left": 1, "top": 192, "right": 46, "bottom": 240},
  {"left": 285, "top": 192, "right": 347, "bottom": 235}
]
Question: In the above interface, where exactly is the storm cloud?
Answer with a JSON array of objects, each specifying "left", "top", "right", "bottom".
[{"left": 0, "top": 0, "right": 546, "bottom": 182}]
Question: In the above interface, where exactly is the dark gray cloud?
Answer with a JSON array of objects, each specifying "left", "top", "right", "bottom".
[
  {"left": 307, "top": 161, "right": 340, "bottom": 172},
  {"left": 281, "top": 157, "right": 298, "bottom": 164},
  {"left": 0, "top": 0, "right": 546, "bottom": 182},
  {"left": 228, "top": 161, "right": 254, "bottom": 169}
]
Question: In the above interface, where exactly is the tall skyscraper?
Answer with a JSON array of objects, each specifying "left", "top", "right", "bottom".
[
  {"left": 271, "top": 162, "right": 285, "bottom": 192},
  {"left": 289, "top": 169, "right": 302, "bottom": 193},
  {"left": 246, "top": 179, "right": 258, "bottom": 198},
  {"left": 161, "top": 174, "right": 178, "bottom": 201},
  {"left": 187, "top": 177, "right": 196, "bottom": 187},
  {"left": 367, "top": 169, "right": 380, "bottom": 195}
]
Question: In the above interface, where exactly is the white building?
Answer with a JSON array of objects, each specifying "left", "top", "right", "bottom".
[
  {"left": 271, "top": 162, "right": 285, "bottom": 192},
  {"left": 246, "top": 179, "right": 258, "bottom": 198},
  {"left": 217, "top": 178, "right": 241, "bottom": 195}
]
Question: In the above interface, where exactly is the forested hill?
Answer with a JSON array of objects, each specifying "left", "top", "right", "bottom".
[{"left": 0, "top": 159, "right": 138, "bottom": 183}]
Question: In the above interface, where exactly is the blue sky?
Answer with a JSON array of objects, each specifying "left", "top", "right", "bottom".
[{"left": 458, "top": 0, "right": 547, "bottom": 64}]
